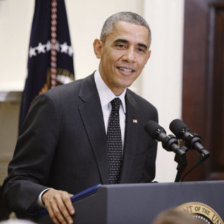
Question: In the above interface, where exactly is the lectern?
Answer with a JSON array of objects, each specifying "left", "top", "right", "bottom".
[{"left": 38, "top": 181, "right": 224, "bottom": 224}]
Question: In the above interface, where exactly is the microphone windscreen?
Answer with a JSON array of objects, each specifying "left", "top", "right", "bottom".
[
  {"left": 144, "top": 120, "right": 165, "bottom": 139},
  {"left": 169, "top": 119, "right": 188, "bottom": 138}
]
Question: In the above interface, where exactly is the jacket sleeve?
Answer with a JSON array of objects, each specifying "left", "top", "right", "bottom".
[{"left": 3, "top": 94, "right": 60, "bottom": 217}]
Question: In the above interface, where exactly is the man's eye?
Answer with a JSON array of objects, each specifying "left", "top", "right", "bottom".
[
  {"left": 137, "top": 47, "right": 146, "bottom": 53},
  {"left": 116, "top": 44, "right": 126, "bottom": 49}
]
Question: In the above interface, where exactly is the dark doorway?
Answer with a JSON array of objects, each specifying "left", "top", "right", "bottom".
[{"left": 182, "top": 0, "right": 224, "bottom": 180}]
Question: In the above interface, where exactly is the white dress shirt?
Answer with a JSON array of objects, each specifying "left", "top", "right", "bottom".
[{"left": 94, "top": 70, "right": 126, "bottom": 147}]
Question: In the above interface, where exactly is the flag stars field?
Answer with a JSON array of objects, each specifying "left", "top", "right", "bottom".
[{"left": 29, "top": 41, "right": 73, "bottom": 58}]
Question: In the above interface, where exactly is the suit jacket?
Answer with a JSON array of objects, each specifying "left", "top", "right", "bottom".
[{"left": 3, "top": 74, "right": 158, "bottom": 218}]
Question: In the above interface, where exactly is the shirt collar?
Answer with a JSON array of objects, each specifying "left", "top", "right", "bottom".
[{"left": 94, "top": 70, "right": 126, "bottom": 113}]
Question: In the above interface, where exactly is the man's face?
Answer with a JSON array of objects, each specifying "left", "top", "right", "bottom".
[{"left": 93, "top": 21, "right": 151, "bottom": 96}]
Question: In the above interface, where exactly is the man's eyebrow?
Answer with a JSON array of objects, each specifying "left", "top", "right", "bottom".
[{"left": 113, "top": 39, "right": 128, "bottom": 44}]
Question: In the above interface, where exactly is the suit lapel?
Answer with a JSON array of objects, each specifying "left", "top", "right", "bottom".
[
  {"left": 78, "top": 75, "right": 108, "bottom": 184},
  {"left": 120, "top": 91, "right": 140, "bottom": 182},
  {"left": 78, "top": 76, "right": 140, "bottom": 184}
]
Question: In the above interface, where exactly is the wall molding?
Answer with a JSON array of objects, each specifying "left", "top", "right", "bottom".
[{"left": 0, "top": 91, "right": 22, "bottom": 102}]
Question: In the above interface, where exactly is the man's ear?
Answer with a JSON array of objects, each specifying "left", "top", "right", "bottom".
[{"left": 93, "top": 39, "right": 103, "bottom": 59}]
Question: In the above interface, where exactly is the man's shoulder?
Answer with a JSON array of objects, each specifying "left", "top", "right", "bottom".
[
  {"left": 30, "top": 74, "right": 95, "bottom": 109},
  {"left": 44, "top": 74, "right": 94, "bottom": 99},
  {"left": 126, "top": 88, "right": 157, "bottom": 112}
]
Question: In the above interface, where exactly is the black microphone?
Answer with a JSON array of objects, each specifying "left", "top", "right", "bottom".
[
  {"left": 169, "top": 119, "right": 210, "bottom": 158},
  {"left": 144, "top": 120, "right": 185, "bottom": 156}
]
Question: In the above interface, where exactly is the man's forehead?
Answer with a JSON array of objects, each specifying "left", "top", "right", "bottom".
[
  {"left": 113, "top": 20, "right": 148, "bottom": 32},
  {"left": 108, "top": 22, "right": 150, "bottom": 48}
]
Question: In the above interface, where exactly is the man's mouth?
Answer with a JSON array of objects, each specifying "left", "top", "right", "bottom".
[{"left": 117, "top": 66, "right": 135, "bottom": 73}]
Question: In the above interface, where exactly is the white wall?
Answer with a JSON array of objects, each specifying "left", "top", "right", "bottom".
[
  {"left": 0, "top": 0, "right": 34, "bottom": 90},
  {"left": 0, "top": 0, "right": 184, "bottom": 183},
  {"left": 143, "top": 0, "right": 184, "bottom": 182}
]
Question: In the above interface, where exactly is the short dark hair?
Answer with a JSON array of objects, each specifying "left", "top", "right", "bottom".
[{"left": 100, "top": 11, "right": 151, "bottom": 46}]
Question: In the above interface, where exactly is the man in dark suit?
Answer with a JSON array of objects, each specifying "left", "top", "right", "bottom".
[{"left": 3, "top": 12, "right": 158, "bottom": 224}]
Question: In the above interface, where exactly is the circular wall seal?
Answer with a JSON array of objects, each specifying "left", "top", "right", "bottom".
[{"left": 176, "top": 202, "right": 223, "bottom": 224}]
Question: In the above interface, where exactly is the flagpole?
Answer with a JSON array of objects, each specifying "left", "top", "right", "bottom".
[{"left": 51, "top": 0, "right": 57, "bottom": 88}]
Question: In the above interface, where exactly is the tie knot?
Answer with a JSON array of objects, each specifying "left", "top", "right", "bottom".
[{"left": 111, "top": 98, "right": 121, "bottom": 112}]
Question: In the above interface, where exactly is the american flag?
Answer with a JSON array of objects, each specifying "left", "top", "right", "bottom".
[{"left": 19, "top": 0, "right": 75, "bottom": 133}]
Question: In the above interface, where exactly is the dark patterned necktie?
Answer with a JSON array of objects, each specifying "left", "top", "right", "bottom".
[{"left": 107, "top": 98, "right": 123, "bottom": 184}]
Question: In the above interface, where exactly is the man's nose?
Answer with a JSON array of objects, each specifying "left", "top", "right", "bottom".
[{"left": 123, "top": 47, "right": 136, "bottom": 62}]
